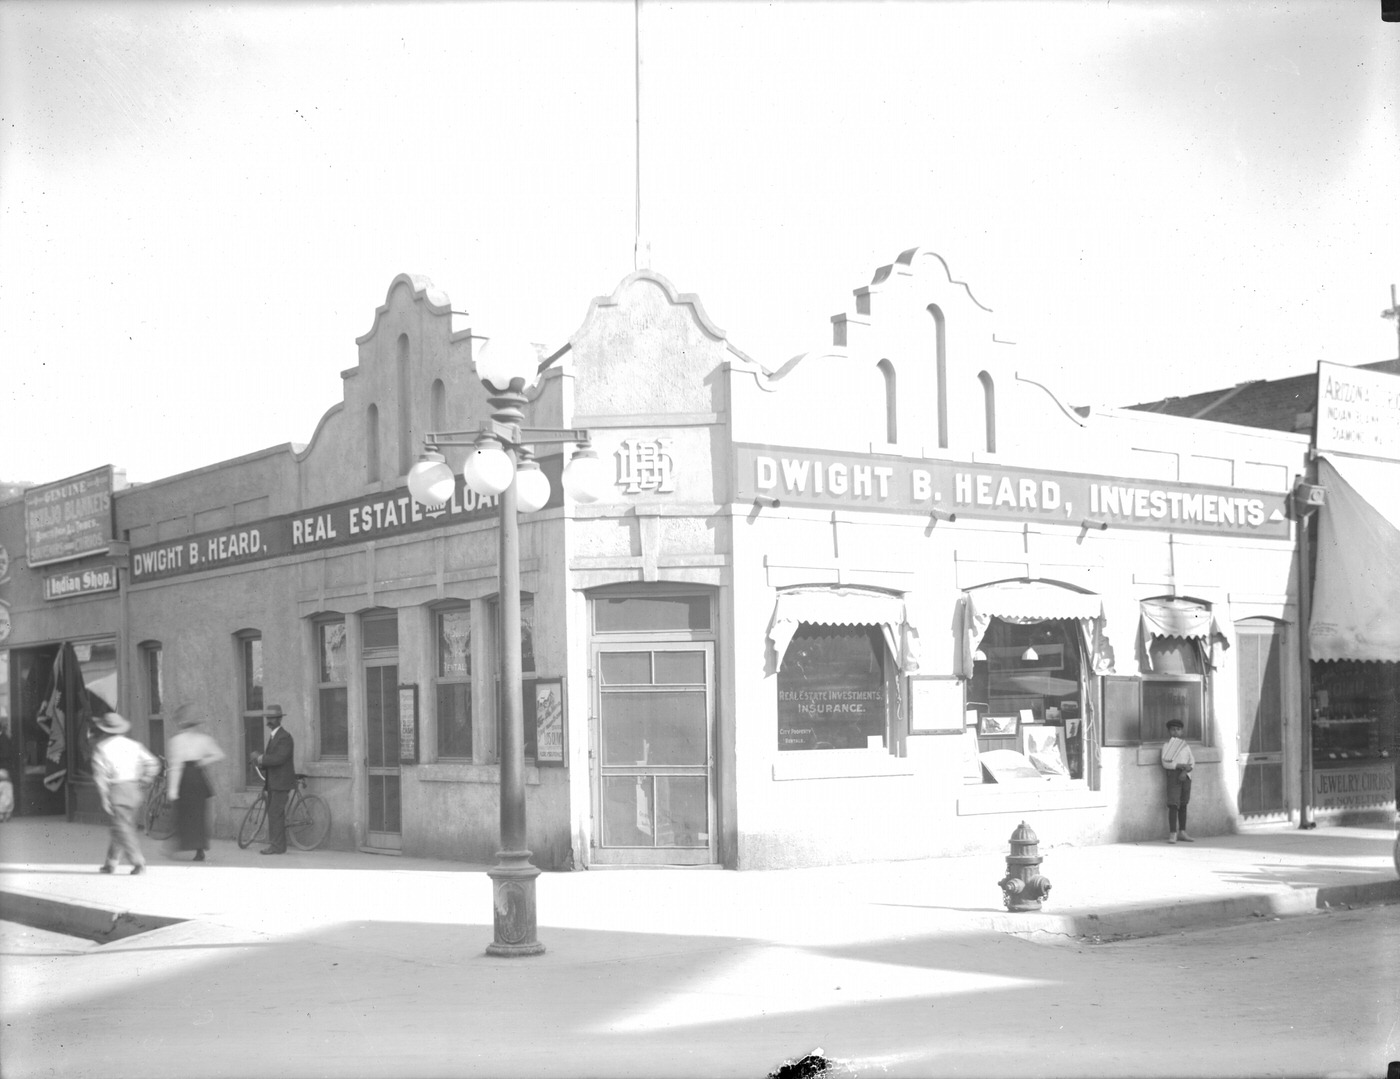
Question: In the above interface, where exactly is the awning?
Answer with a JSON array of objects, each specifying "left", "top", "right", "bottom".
[
  {"left": 1309, "top": 456, "right": 1400, "bottom": 662},
  {"left": 1139, "top": 597, "right": 1230, "bottom": 670},
  {"left": 768, "top": 586, "right": 920, "bottom": 672},
  {"left": 958, "top": 580, "right": 1112, "bottom": 679}
]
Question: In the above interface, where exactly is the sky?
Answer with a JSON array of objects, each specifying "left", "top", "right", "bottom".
[{"left": 2, "top": 0, "right": 1397, "bottom": 487}]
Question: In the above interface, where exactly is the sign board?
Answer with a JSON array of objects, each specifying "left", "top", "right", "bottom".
[
  {"left": 128, "top": 458, "right": 558, "bottom": 584},
  {"left": 398, "top": 685, "right": 418, "bottom": 764},
  {"left": 24, "top": 466, "right": 116, "bottom": 567},
  {"left": 534, "top": 680, "right": 565, "bottom": 764},
  {"left": 1312, "top": 761, "right": 1395, "bottom": 811},
  {"left": 735, "top": 444, "right": 1290, "bottom": 539},
  {"left": 43, "top": 564, "right": 119, "bottom": 601},
  {"left": 909, "top": 675, "right": 965, "bottom": 733},
  {"left": 1314, "top": 361, "right": 1400, "bottom": 462}
]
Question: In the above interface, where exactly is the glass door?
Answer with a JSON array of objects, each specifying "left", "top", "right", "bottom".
[
  {"left": 592, "top": 643, "right": 715, "bottom": 865},
  {"left": 363, "top": 661, "right": 402, "bottom": 849},
  {"left": 1237, "top": 620, "right": 1287, "bottom": 817}
]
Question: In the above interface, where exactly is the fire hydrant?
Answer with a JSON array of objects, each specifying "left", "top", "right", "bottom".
[{"left": 998, "top": 820, "right": 1052, "bottom": 911}]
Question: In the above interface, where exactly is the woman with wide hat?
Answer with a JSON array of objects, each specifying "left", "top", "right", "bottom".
[{"left": 166, "top": 704, "right": 226, "bottom": 861}]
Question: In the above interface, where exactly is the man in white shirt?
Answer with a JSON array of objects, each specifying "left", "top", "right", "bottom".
[{"left": 91, "top": 712, "right": 160, "bottom": 874}]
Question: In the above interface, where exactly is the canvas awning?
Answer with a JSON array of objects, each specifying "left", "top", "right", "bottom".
[
  {"left": 768, "top": 586, "right": 920, "bottom": 672},
  {"left": 1309, "top": 455, "right": 1400, "bottom": 662},
  {"left": 958, "top": 580, "right": 1112, "bottom": 679},
  {"left": 1139, "top": 597, "right": 1230, "bottom": 670}
]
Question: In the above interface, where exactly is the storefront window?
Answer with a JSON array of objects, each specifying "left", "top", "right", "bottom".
[
  {"left": 239, "top": 632, "right": 264, "bottom": 786},
  {"left": 1142, "top": 637, "right": 1207, "bottom": 743},
  {"left": 436, "top": 607, "right": 472, "bottom": 760},
  {"left": 777, "top": 624, "right": 887, "bottom": 751},
  {"left": 968, "top": 618, "right": 1085, "bottom": 781},
  {"left": 317, "top": 621, "right": 348, "bottom": 759}
]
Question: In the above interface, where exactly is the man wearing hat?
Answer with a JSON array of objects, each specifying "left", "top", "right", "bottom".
[
  {"left": 1160, "top": 717, "right": 1196, "bottom": 843},
  {"left": 250, "top": 705, "right": 295, "bottom": 854},
  {"left": 91, "top": 712, "right": 161, "bottom": 874}
]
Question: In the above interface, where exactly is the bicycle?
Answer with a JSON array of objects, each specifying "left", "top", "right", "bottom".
[
  {"left": 142, "top": 756, "right": 176, "bottom": 841},
  {"left": 237, "top": 770, "right": 331, "bottom": 851}
]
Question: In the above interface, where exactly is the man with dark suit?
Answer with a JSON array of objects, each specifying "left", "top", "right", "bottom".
[{"left": 252, "top": 705, "right": 295, "bottom": 854}]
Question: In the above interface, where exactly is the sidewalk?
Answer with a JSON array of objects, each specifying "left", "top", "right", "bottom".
[{"left": 2, "top": 816, "right": 1397, "bottom": 947}]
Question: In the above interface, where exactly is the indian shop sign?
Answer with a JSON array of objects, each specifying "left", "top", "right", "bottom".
[
  {"left": 128, "top": 463, "right": 560, "bottom": 584},
  {"left": 43, "top": 564, "right": 119, "bottom": 600},
  {"left": 735, "top": 444, "right": 1290, "bottom": 539}
]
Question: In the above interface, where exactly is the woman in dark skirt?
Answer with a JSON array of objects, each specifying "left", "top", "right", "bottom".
[{"left": 166, "top": 705, "right": 226, "bottom": 861}]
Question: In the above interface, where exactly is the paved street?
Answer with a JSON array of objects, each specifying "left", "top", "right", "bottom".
[{"left": 3, "top": 900, "right": 1396, "bottom": 1078}]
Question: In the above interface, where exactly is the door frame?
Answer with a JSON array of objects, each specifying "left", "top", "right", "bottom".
[
  {"left": 362, "top": 657, "right": 403, "bottom": 851},
  {"left": 589, "top": 641, "right": 717, "bottom": 865},
  {"left": 1236, "top": 619, "right": 1290, "bottom": 820}
]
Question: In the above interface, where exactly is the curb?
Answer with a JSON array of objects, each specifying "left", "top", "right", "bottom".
[
  {"left": 0, "top": 887, "right": 184, "bottom": 944},
  {"left": 995, "top": 877, "right": 1400, "bottom": 942}
]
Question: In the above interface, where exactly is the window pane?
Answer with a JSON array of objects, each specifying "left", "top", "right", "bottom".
[
  {"left": 1148, "top": 637, "right": 1204, "bottom": 676},
  {"left": 777, "top": 624, "right": 885, "bottom": 751},
  {"left": 244, "top": 716, "right": 266, "bottom": 786},
  {"left": 243, "top": 637, "right": 264, "bottom": 711},
  {"left": 320, "top": 623, "right": 347, "bottom": 683},
  {"left": 320, "top": 685, "right": 349, "bottom": 757},
  {"left": 602, "top": 775, "right": 654, "bottom": 846},
  {"left": 600, "top": 690, "right": 706, "bottom": 765},
  {"left": 654, "top": 651, "right": 704, "bottom": 685},
  {"left": 495, "top": 677, "right": 539, "bottom": 760},
  {"left": 600, "top": 652, "right": 651, "bottom": 685},
  {"left": 437, "top": 682, "right": 472, "bottom": 758},
  {"left": 655, "top": 775, "right": 707, "bottom": 847},
  {"left": 520, "top": 600, "right": 535, "bottom": 674},
  {"left": 363, "top": 615, "right": 398, "bottom": 651},
  {"left": 438, "top": 610, "right": 471, "bottom": 677},
  {"left": 594, "top": 595, "right": 710, "bottom": 633},
  {"left": 1142, "top": 680, "right": 1203, "bottom": 742},
  {"left": 146, "top": 647, "right": 163, "bottom": 715}
]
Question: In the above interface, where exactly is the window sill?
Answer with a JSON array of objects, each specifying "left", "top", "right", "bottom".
[
  {"left": 1134, "top": 745, "right": 1223, "bottom": 766},
  {"left": 415, "top": 762, "right": 542, "bottom": 786},
  {"left": 772, "top": 748, "right": 914, "bottom": 782},
  {"left": 957, "top": 783, "right": 1107, "bottom": 816}
]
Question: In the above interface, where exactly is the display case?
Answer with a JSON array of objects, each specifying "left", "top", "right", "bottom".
[{"left": 1311, "top": 660, "right": 1398, "bottom": 766}]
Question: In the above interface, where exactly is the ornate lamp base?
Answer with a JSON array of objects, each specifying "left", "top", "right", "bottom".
[{"left": 485, "top": 850, "right": 544, "bottom": 957}]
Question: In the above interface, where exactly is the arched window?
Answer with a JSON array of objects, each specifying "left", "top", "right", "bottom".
[
  {"left": 396, "top": 333, "right": 412, "bottom": 476},
  {"left": 139, "top": 641, "right": 164, "bottom": 751},
  {"left": 928, "top": 305, "right": 948, "bottom": 448},
  {"left": 978, "top": 370, "right": 996, "bottom": 453},
  {"left": 878, "top": 359, "right": 898, "bottom": 443},
  {"left": 235, "top": 630, "right": 264, "bottom": 788},
  {"left": 366, "top": 404, "right": 380, "bottom": 483},
  {"left": 430, "top": 378, "right": 447, "bottom": 434}
]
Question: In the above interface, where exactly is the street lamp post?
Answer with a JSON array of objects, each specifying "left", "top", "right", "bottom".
[{"left": 408, "top": 340, "right": 607, "bottom": 957}]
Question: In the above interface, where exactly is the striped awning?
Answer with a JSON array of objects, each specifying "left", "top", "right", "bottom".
[{"left": 768, "top": 586, "right": 917, "bottom": 672}]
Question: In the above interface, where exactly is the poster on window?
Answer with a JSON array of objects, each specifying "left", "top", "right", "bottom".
[
  {"left": 777, "top": 625, "right": 887, "bottom": 751},
  {"left": 534, "top": 680, "right": 565, "bottom": 764}
]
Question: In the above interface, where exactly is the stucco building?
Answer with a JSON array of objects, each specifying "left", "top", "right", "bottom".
[{"left": 4, "top": 249, "right": 1354, "bottom": 870}]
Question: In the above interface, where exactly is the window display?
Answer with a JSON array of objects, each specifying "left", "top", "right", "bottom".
[{"left": 776, "top": 623, "right": 887, "bottom": 751}]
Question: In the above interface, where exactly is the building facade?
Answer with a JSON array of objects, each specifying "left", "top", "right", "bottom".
[{"left": 1, "top": 251, "right": 1333, "bottom": 869}]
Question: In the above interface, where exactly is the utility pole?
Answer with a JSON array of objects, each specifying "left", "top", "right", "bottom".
[{"left": 1383, "top": 284, "right": 1400, "bottom": 360}]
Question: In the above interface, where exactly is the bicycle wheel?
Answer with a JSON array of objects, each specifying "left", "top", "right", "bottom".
[
  {"left": 287, "top": 793, "right": 330, "bottom": 850},
  {"left": 238, "top": 796, "right": 268, "bottom": 849},
  {"left": 146, "top": 789, "right": 176, "bottom": 841}
]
